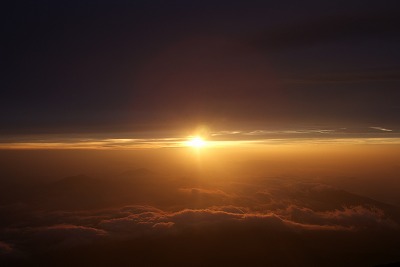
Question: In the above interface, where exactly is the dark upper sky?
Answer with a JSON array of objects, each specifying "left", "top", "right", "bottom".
[{"left": 2, "top": 0, "right": 400, "bottom": 135}]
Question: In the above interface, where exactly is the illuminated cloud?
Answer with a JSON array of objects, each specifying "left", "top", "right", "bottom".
[
  {"left": 95, "top": 204, "right": 399, "bottom": 236},
  {"left": 152, "top": 222, "right": 175, "bottom": 229},
  {"left": 370, "top": 127, "right": 393, "bottom": 132},
  {"left": 1, "top": 184, "right": 399, "bottom": 265},
  {"left": 281, "top": 205, "right": 399, "bottom": 230},
  {"left": 178, "top": 187, "right": 231, "bottom": 198},
  {"left": 210, "top": 131, "right": 242, "bottom": 136}
]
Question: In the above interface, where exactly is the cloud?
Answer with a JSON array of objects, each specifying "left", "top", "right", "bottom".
[
  {"left": 152, "top": 222, "right": 175, "bottom": 229},
  {"left": 209, "top": 205, "right": 247, "bottom": 214},
  {"left": 0, "top": 241, "right": 13, "bottom": 255},
  {"left": 1, "top": 201, "right": 399, "bottom": 266},
  {"left": 99, "top": 210, "right": 168, "bottom": 235},
  {"left": 13, "top": 224, "right": 108, "bottom": 251},
  {"left": 178, "top": 187, "right": 231, "bottom": 198},
  {"left": 166, "top": 208, "right": 335, "bottom": 231},
  {"left": 1, "top": 178, "right": 399, "bottom": 266},
  {"left": 98, "top": 205, "right": 386, "bottom": 236},
  {"left": 282, "top": 205, "right": 399, "bottom": 230},
  {"left": 119, "top": 205, "right": 163, "bottom": 215},
  {"left": 210, "top": 130, "right": 242, "bottom": 136},
  {"left": 370, "top": 127, "right": 393, "bottom": 132}
]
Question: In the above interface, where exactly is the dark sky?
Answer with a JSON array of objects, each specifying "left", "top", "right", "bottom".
[{"left": 2, "top": 0, "right": 400, "bottom": 135}]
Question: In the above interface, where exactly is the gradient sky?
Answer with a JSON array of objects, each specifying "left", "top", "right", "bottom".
[{"left": 2, "top": 0, "right": 400, "bottom": 138}]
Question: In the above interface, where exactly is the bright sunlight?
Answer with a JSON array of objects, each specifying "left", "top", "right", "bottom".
[{"left": 186, "top": 136, "right": 206, "bottom": 148}]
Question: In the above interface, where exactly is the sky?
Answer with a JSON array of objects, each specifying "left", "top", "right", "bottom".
[
  {"left": 1, "top": 0, "right": 400, "bottom": 140},
  {"left": 1, "top": 1, "right": 400, "bottom": 266}
]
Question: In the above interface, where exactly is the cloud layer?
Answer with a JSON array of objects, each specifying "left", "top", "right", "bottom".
[{"left": 1, "top": 173, "right": 400, "bottom": 266}]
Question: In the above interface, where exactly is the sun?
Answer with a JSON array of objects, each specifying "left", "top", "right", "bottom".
[{"left": 186, "top": 136, "right": 206, "bottom": 148}]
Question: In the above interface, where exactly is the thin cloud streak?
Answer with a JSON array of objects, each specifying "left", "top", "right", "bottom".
[
  {"left": 0, "top": 126, "right": 398, "bottom": 149},
  {"left": 0, "top": 137, "right": 400, "bottom": 150},
  {"left": 370, "top": 127, "right": 393, "bottom": 132}
]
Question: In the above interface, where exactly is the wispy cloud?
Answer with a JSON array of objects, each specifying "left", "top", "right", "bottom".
[{"left": 370, "top": 126, "right": 393, "bottom": 132}]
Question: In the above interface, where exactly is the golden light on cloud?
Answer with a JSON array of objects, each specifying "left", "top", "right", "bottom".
[
  {"left": 0, "top": 128, "right": 400, "bottom": 150},
  {"left": 186, "top": 136, "right": 206, "bottom": 148}
]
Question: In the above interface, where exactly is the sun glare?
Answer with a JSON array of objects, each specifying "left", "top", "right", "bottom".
[{"left": 187, "top": 136, "right": 206, "bottom": 148}]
